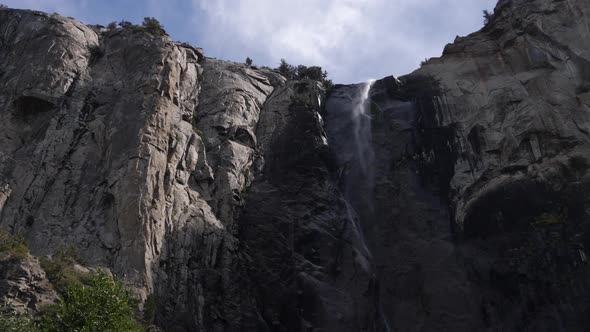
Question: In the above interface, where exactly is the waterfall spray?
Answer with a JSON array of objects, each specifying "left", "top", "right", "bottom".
[{"left": 352, "top": 80, "right": 376, "bottom": 176}]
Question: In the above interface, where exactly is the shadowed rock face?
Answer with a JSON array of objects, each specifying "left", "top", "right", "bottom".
[
  {"left": 1, "top": 0, "right": 590, "bottom": 330},
  {"left": 342, "top": 0, "right": 590, "bottom": 330}
]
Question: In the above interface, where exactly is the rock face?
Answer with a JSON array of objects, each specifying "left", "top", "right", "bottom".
[
  {"left": 0, "top": 8, "right": 380, "bottom": 331},
  {"left": 0, "top": 253, "right": 57, "bottom": 313},
  {"left": 1, "top": 0, "right": 590, "bottom": 330},
  {"left": 0, "top": 7, "right": 207, "bottom": 303},
  {"left": 330, "top": 0, "right": 590, "bottom": 330}
]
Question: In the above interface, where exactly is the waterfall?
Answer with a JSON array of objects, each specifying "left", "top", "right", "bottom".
[
  {"left": 326, "top": 80, "right": 376, "bottom": 242},
  {"left": 326, "top": 80, "right": 392, "bottom": 332},
  {"left": 326, "top": 80, "right": 376, "bottom": 260},
  {"left": 352, "top": 80, "right": 376, "bottom": 177}
]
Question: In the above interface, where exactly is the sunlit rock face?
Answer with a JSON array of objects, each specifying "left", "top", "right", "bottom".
[
  {"left": 1, "top": 0, "right": 590, "bottom": 330},
  {"left": 0, "top": 8, "right": 381, "bottom": 332}
]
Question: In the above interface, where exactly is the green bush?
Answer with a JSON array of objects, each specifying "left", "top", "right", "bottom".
[
  {"left": 277, "top": 59, "right": 296, "bottom": 79},
  {"left": 0, "top": 228, "right": 29, "bottom": 259},
  {"left": 39, "top": 247, "right": 90, "bottom": 294},
  {"left": 142, "top": 294, "right": 156, "bottom": 324},
  {"left": 245, "top": 57, "right": 253, "bottom": 67},
  {"left": 39, "top": 271, "right": 143, "bottom": 332},
  {"left": 0, "top": 306, "right": 37, "bottom": 332},
  {"left": 533, "top": 213, "right": 564, "bottom": 226},
  {"left": 106, "top": 21, "right": 117, "bottom": 30},
  {"left": 142, "top": 17, "right": 165, "bottom": 36},
  {"left": 118, "top": 20, "right": 134, "bottom": 28},
  {"left": 275, "top": 59, "right": 334, "bottom": 90},
  {"left": 483, "top": 9, "right": 493, "bottom": 25},
  {"left": 1, "top": 267, "right": 145, "bottom": 331}
]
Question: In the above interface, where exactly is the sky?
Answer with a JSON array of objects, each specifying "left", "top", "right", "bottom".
[{"left": 2, "top": 0, "right": 497, "bottom": 83}]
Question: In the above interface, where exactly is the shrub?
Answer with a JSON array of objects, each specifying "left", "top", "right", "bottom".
[
  {"left": 0, "top": 305, "right": 37, "bottom": 332},
  {"left": 322, "top": 78, "right": 334, "bottom": 91},
  {"left": 483, "top": 9, "right": 493, "bottom": 25},
  {"left": 277, "top": 59, "right": 296, "bottom": 79},
  {"left": 118, "top": 20, "right": 133, "bottom": 28},
  {"left": 275, "top": 59, "right": 334, "bottom": 90},
  {"left": 0, "top": 229, "right": 29, "bottom": 259},
  {"left": 245, "top": 57, "right": 253, "bottom": 67},
  {"left": 39, "top": 271, "right": 143, "bottom": 332},
  {"left": 142, "top": 17, "right": 165, "bottom": 36},
  {"left": 533, "top": 213, "right": 564, "bottom": 226},
  {"left": 39, "top": 247, "right": 89, "bottom": 294},
  {"left": 142, "top": 294, "right": 156, "bottom": 324},
  {"left": 107, "top": 21, "right": 117, "bottom": 30},
  {"left": 0, "top": 4, "right": 7, "bottom": 9},
  {"left": 296, "top": 65, "right": 326, "bottom": 81}
]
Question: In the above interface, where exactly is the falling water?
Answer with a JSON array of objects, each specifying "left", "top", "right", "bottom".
[
  {"left": 325, "top": 80, "right": 376, "bottom": 260},
  {"left": 352, "top": 80, "right": 376, "bottom": 177},
  {"left": 326, "top": 79, "right": 376, "bottom": 238},
  {"left": 345, "top": 80, "right": 375, "bottom": 257},
  {"left": 326, "top": 80, "right": 391, "bottom": 331}
]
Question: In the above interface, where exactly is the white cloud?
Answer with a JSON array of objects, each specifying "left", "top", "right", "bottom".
[
  {"left": 193, "top": 0, "right": 497, "bottom": 83},
  {"left": 1, "top": 0, "right": 498, "bottom": 83}
]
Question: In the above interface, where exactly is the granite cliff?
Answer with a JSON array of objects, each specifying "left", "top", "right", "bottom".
[{"left": 1, "top": 0, "right": 590, "bottom": 330}]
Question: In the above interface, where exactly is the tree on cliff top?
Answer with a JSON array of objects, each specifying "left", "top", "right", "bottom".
[
  {"left": 483, "top": 9, "right": 493, "bottom": 25},
  {"left": 276, "top": 59, "right": 333, "bottom": 89},
  {"left": 142, "top": 17, "right": 166, "bottom": 36}
]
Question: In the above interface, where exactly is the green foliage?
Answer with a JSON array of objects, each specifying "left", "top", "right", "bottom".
[
  {"left": 39, "top": 271, "right": 143, "bottom": 332},
  {"left": 533, "top": 213, "right": 565, "bottom": 226},
  {"left": 483, "top": 9, "right": 493, "bottom": 25},
  {"left": 322, "top": 78, "right": 334, "bottom": 91},
  {"left": 0, "top": 228, "right": 29, "bottom": 259},
  {"left": 107, "top": 21, "right": 117, "bottom": 30},
  {"left": 39, "top": 247, "right": 89, "bottom": 294},
  {"left": 277, "top": 58, "right": 296, "bottom": 78},
  {"left": 0, "top": 272, "right": 145, "bottom": 332},
  {"left": 275, "top": 59, "right": 334, "bottom": 90},
  {"left": 142, "top": 294, "right": 156, "bottom": 324},
  {"left": 0, "top": 306, "right": 37, "bottom": 332},
  {"left": 296, "top": 65, "right": 326, "bottom": 81},
  {"left": 142, "top": 17, "right": 165, "bottom": 36},
  {"left": 245, "top": 57, "right": 253, "bottom": 67},
  {"left": 118, "top": 20, "right": 133, "bottom": 28}
]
